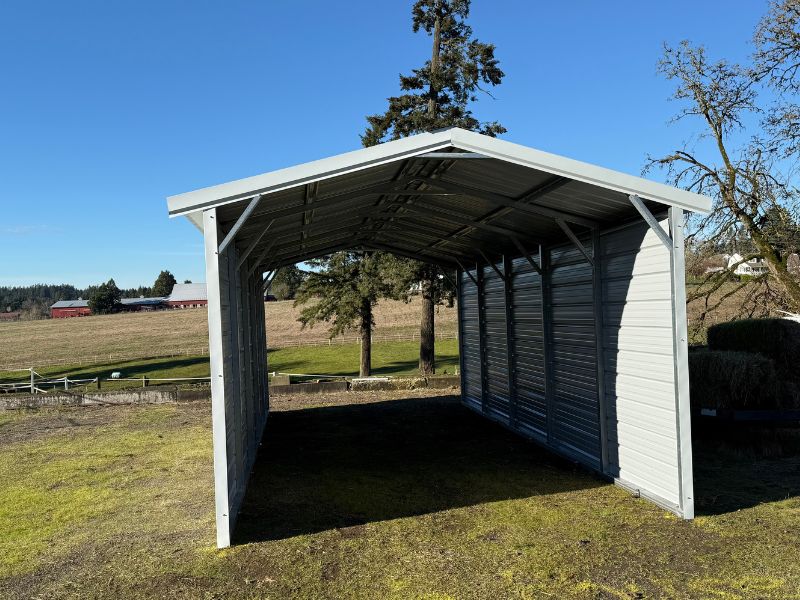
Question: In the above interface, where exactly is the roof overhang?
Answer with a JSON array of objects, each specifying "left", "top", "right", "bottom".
[{"left": 166, "top": 127, "right": 711, "bottom": 272}]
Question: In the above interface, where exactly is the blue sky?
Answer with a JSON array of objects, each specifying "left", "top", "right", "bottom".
[{"left": 0, "top": 1, "right": 768, "bottom": 288}]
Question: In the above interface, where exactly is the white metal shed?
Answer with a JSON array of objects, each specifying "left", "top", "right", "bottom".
[{"left": 167, "top": 128, "right": 711, "bottom": 548}]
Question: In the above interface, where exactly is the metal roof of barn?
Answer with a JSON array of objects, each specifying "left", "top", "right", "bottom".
[
  {"left": 167, "top": 128, "right": 712, "bottom": 272},
  {"left": 167, "top": 283, "right": 208, "bottom": 302},
  {"left": 51, "top": 299, "right": 89, "bottom": 309},
  {"left": 120, "top": 297, "right": 166, "bottom": 306}
]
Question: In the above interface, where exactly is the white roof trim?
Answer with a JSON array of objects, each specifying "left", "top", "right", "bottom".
[
  {"left": 167, "top": 129, "right": 455, "bottom": 217},
  {"left": 167, "top": 127, "right": 711, "bottom": 219},
  {"left": 449, "top": 129, "right": 711, "bottom": 213}
]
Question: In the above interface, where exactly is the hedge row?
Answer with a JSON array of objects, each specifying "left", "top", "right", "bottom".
[
  {"left": 707, "top": 318, "right": 800, "bottom": 382},
  {"left": 689, "top": 350, "right": 780, "bottom": 410}
]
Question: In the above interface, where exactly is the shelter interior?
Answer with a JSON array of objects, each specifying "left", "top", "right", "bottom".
[{"left": 168, "top": 128, "right": 710, "bottom": 548}]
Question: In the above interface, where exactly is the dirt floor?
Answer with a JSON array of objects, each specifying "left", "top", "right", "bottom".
[{"left": 1, "top": 391, "right": 799, "bottom": 599}]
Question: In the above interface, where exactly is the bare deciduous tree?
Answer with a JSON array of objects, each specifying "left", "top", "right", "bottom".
[{"left": 651, "top": 1, "right": 800, "bottom": 335}]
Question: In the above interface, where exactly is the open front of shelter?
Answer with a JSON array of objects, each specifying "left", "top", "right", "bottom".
[{"left": 167, "top": 128, "right": 711, "bottom": 548}]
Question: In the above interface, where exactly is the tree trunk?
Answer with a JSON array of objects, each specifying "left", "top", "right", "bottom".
[
  {"left": 418, "top": 6, "right": 442, "bottom": 376},
  {"left": 360, "top": 300, "right": 372, "bottom": 377},
  {"left": 419, "top": 276, "right": 435, "bottom": 375},
  {"left": 427, "top": 1, "right": 441, "bottom": 119}
]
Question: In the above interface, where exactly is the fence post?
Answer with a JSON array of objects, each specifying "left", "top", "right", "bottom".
[
  {"left": 64, "top": 377, "right": 68, "bottom": 391},
  {"left": 30, "top": 368, "right": 34, "bottom": 394},
  {"left": 142, "top": 376, "right": 147, "bottom": 388}
]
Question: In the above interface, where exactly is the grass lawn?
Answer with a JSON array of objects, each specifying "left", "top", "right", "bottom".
[
  {"left": 0, "top": 339, "right": 460, "bottom": 392},
  {"left": 1, "top": 391, "right": 799, "bottom": 598}
]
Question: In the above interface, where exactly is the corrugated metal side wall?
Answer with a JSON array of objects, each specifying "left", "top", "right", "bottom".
[
  {"left": 205, "top": 208, "right": 270, "bottom": 548},
  {"left": 509, "top": 256, "right": 547, "bottom": 441},
  {"left": 482, "top": 264, "right": 511, "bottom": 420},
  {"left": 601, "top": 216, "right": 681, "bottom": 510},
  {"left": 549, "top": 241, "right": 601, "bottom": 469},
  {"left": 458, "top": 266, "right": 482, "bottom": 411},
  {"left": 457, "top": 216, "right": 689, "bottom": 516}
]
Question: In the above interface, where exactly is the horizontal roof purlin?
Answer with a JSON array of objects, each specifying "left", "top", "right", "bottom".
[{"left": 167, "top": 127, "right": 712, "bottom": 271}]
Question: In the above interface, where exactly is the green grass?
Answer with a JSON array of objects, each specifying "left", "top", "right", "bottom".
[
  {"left": 0, "top": 339, "right": 460, "bottom": 392},
  {"left": 1, "top": 394, "right": 800, "bottom": 598}
]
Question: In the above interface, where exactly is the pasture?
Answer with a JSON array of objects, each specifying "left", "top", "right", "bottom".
[
  {"left": 0, "top": 298, "right": 458, "bottom": 371},
  {"left": 1, "top": 391, "right": 799, "bottom": 599}
]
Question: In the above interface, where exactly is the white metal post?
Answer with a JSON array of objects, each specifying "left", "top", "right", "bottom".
[
  {"left": 669, "top": 206, "right": 695, "bottom": 519},
  {"left": 203, "top": 208, "right": 233, "bottom": 548}
]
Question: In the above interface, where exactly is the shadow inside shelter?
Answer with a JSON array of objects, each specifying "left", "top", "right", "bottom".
[{"left": 234, "top": 395, "right": 604, "bottom": 544}]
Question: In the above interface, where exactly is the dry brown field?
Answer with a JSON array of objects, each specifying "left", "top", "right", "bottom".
[{"left": 0, "top": 298, "right": 458, "bottom": 371}]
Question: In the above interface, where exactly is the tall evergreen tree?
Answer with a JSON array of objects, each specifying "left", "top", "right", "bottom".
[
  {"left": 152, "top": 270, "right": 177, "bottom": 297},
  {"left": 88, "top": 278, "right": 122, "bottom": 315},
  {"left": 294, "top": 252, "right": 398, "bottom": 377},
  {"left": 362, "top": 0, "right": 505, "bottom": 374}
]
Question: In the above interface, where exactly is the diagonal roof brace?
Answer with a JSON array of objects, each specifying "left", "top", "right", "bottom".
[
  {"left": 218, "top": 194, "right": 262, "bottom": 254},
  {"left": 478, "top": 250, "right": 506, "bottom": 280},
  {"left": 455, "top": 259, "right": 478, "bottom": 286},
  {"left": 556, "top": 218, "right": 594, "bottom": 267},
  {"left": 510, "top": 236, "right": 543, "bottom": 275},
  {"left": 629, "top": 194, "right": 673, "bottom": 250}
]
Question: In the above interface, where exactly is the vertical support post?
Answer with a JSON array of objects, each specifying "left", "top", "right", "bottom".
[
  {"left": 669, "top": 206, "right": 695, "bottom": 519},
  {"left": 476, "top": 261, "right": 488, "bottom": 414},
  {"left": 592, "top": 227, "right": 609, "bottom": 473},
  {"left": 503, "top": 255, "right": 518, "bottom": 427},
  {"left": 541, "top": 245, "right": 555, "bottom": 443},
  {"left": 203, "top": 208, "right": 232, "bottom": 549},
  {"left": 456, "top": 270, "right": 465, "bottom": 389},
  {"left": 30, "top": 368, "right": 34, "bottom": 394}
]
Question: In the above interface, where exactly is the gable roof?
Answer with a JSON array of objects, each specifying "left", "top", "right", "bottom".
[{"left": 166, "top": 128, "right": 712, "bottom": 271}]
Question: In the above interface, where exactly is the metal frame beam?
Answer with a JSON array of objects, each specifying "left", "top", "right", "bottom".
[
  {"left": 503, "top": 254, "right": 518, "bottom": 428},
  {"left": 591, "top": 227, "right": 609, "bottom": 472},
  {"left": 630, "top": 194, "right": 673, "bottom": 250},
  {"left": 476, "top": 262, "right": 489, "bottom": 414},
  {"left": 478, "top": 250, "right": 505, "bottom": 280},
  {"left": 218, "top": 194, "right": 262, "bottom": 254},
  {"left": 455, "top": 259, "right": 478, "bottom": 286},
  {"left": 236, "top": 219, "right": 274, "bottom": 270},
  {"left": 669, "top": 206, "right": 695, "bottom": 519},
  {"left": 510, "top": 236, "right": 542, "bottom": 275},
  {"left": 416, "top": 176, "right": 597, "bottom": 229},
  {"left": 556, "top": 218, "right": 594, "bottom": 266}
]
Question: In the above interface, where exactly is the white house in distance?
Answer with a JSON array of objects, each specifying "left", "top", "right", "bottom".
[{"left": 727, "top": 253, "right": 770, "bottom": 276}]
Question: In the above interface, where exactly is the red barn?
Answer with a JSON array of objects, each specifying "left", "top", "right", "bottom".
[{"left": 50, "top": 299, "right": 91, "bottom": 318}]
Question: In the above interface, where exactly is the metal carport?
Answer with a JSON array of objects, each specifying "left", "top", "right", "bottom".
[{"left": 166, "top": 128, "right": 711, "bottom": 548}]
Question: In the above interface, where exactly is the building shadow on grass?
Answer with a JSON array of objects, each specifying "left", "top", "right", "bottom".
[
  {"left": 234, "top": 395, "right": 604, "bottom": 544},
  {"left": 692, "top": 422, "right": 800, "bottom": 515}
]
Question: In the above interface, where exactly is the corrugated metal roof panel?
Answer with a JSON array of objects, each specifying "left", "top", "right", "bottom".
[{"left": 168, "top": 283, "right": 208, "bottom": 302}]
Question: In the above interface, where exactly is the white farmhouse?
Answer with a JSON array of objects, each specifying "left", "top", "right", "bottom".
[{"left": 727, "top": 253, "right": 770, "bottom": 276}]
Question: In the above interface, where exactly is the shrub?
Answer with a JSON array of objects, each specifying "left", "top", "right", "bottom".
[
  {"left": 707, "top": 318, "right": 800, "bottom": 383},
  {"left": 689, "top": 350, "right": 780, "bottom": 410}
]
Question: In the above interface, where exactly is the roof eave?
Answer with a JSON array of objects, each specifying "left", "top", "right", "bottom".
[
  {"left": 166, "top": 129, "right": 456, "bottom": 218},
  {"left": 449, "top": 129, "right": 712, "bottom": 214}
]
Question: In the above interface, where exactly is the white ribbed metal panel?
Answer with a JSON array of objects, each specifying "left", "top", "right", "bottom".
[
  {"left": 457, "top": 214, "right": 693, "bottom": 519},
  {"left": 600, "top": 215, "right": 689, "bottom": 513},
  {"left": 204, "top": 208, "right": 270, "bottom": 548}
]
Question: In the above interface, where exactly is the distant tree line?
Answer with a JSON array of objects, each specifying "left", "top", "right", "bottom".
[{"left": 0, "top": 270, "right": 187, "bottom": 319}]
